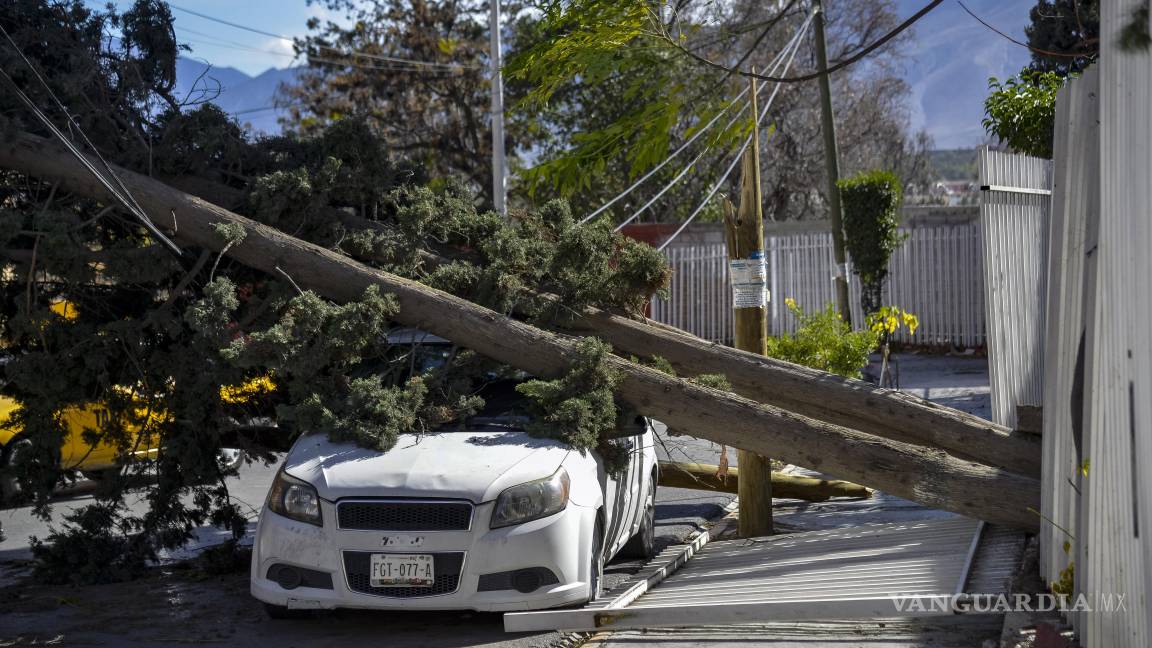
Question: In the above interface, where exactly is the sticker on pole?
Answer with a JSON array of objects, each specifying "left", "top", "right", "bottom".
[{"left": 729, "top": 252, "right": 768, "bottom": 309}]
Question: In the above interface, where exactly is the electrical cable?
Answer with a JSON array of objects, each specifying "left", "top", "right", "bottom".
[
  {"left": 611, "top": 10, "right": 814, "bottom": 232},
  {"left": 655, "top": 19, "right": 809, "bottom": 252},
  {"left": 678, "top": 0, "right": 944, "bottom": 84},
  {"left": 0, "top": 25, "right": 182, "bottom": 256},
  {"left": 955, "top": 0, "right": 1093, "bottom": 59},
  {"left": 169, "top": 3, "right": 476, "bottom": 70}
]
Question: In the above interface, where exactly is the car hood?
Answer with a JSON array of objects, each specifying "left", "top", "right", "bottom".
[{"left": 283, "top": 430, "right": 571, "bottom": 504}]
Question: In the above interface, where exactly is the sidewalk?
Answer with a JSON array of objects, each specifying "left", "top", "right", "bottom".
[{"left": 582, "top": 353, "right": 1019, "bottom": 648}]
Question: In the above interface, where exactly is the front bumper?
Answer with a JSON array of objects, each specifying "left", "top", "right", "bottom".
[{"left": 250, "top": 498, "right": 597, "bottom": 612}]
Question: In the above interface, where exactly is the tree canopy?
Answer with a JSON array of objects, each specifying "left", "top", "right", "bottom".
[{"left": 507, "top": 0, "right": 933, "bottom": 224}]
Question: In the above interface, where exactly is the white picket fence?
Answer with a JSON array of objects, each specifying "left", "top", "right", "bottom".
[
  {"left": 651, "top": 217, "right": 986, "bottom": 347},
  {"left": 990, "top": 6, "right": 1151, "bottom": 644}
]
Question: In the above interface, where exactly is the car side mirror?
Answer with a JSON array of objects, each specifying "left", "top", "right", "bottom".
[{"left": 606, "top": 404, "right": 647, "bottom": 438}]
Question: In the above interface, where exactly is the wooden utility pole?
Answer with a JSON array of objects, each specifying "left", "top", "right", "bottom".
[
  {"left": 724, "top": 71, "right": 773, "bottom": 538},
  {"left": 489, "top": 0, "right": 506, "bottom": 214},
  {"left": 813, "top": 0, "right": 852, "bottom": 325}
]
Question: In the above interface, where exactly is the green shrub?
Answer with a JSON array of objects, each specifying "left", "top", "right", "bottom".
[
  {"left": 982, "top": 70, "right": 1064, "bottom": 159},
  {"left": 838, "top": 170, "right": 904, "bottom": 316},
  {"left": 766, "top": 300, "right": 878, "bottom": 379}
]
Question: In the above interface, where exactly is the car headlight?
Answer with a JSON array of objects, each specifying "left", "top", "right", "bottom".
[
  {"left": 267, "top": 469, "right": 323, "bottom": 526},
  {"left": 491, "top": 467, "right": 570, "bottom": 529}
]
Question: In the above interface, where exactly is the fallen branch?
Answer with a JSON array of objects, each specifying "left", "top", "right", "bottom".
[
  {"left": 658, "top": 461, "right": 870, "bottom": 501},
  {"left": 0, "top": 131, "right": 1042, "bottom": 530}
]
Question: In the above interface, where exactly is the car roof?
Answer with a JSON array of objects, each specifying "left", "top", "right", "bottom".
[{"left": 385, "top": 328, "right": 451, "bottom": 345}]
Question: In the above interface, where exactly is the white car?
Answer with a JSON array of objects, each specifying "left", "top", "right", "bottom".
[{"left": 250, "top": 338, "right": 658, "bottom": 617}]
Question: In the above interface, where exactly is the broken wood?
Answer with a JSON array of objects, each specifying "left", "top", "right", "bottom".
[
  {"left": 163, "top": 172, "right": 1041, "bottom": 478},
  {"left": 658, "top": 461, "right": 870, "bottom": 501},
  {"left": 1016, "top": 405, "right": 1043, "bottom": 437},
  {"left": 0, "top": 131, "right": 1042, "bottom": 530}
]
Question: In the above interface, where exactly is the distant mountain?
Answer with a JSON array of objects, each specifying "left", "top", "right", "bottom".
[
  {"left": 174, "top": 57, "right": 302, "bottom": 136},
  {"left": 928, "top": 148, "right": 979, "bottom": 181},
  {"left": 175, "top": 0, "right": 1033, "bottom": 148}
]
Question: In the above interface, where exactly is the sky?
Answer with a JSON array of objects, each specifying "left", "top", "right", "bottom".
[
  {"left": 895, "top": 0, "right": 1033, "bottom": 148},
  {"left": 86, "top": 0, "right": 1037, "bottom": 150}
]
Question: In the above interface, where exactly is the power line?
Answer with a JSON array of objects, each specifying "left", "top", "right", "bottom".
[
  {"left": 675, "top": 0, "right": 945, "bottom": 84},
  {"left": 168, "top": 3, "right": 475, "bottom": 70},
  {"left": 955, "top": 0, "right": 1093, "bottom": 59},
  {"left": 578, "top": 86, "right": 749, "bottom": 225},
  {"left": 611, "top": 10, "right": 815, "bottom": 232},
  {"left": 655, "top": 22, "right": 807, "bottom": 253},
  {"left": 177, "top": 33, "right": 463, "bottom": 76},
  {"left": 0, "top": 24, "right": 182, "bottom": 256}
]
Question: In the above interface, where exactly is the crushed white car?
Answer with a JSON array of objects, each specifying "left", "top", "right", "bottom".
[{"left": 250, "top": 333, "right": 657, "bottom": 616}]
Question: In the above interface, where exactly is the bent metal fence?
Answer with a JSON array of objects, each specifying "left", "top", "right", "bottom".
[
  {"left": 651, "top": 212, "right": 986, "bottom": 348},
  {"left": 996, "top": 15, "right": 1151, "bottom": 645}
]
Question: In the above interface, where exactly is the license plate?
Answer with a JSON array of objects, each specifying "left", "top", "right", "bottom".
[{"left": 369, "top": 553, "right": 435, "bottom": 587}]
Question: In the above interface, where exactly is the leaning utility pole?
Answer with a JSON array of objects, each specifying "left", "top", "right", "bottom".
[
  {"left": 813, "top": 0, "right": 851, "bottom": 325},
  {"left": 724, "top": 72, "right": 773, "bottom": 538},
  {"left": 489, "top": 0, "right": 507, "bottom": 214}
]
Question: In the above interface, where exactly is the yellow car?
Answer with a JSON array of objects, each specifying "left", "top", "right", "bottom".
[
  {"left": 0, "top": 377, "right": 277, "bottom": 501},
  {"left": 0, "top": 301, "right": 277, "bottom": 500}
]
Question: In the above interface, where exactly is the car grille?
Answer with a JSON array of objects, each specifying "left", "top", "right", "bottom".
[
  {"left": 343, "top": 551, "right": 465, "bottom": 598},
  {"left": 336, "top": 500, "right": 473, "bottom": 531}
]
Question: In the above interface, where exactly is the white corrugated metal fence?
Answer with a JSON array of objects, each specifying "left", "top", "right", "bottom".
[
  {"left": 1021, "top": 4, "right": 1151, "bottom": 644},
  {"left": 652, "top": 218, "right": 986, "bottom": 347}
]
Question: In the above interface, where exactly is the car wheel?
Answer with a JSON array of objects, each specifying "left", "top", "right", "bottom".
[
  {"left": 620, "top": 478, "right": 657, "bottom": 560},
  {"left": 0, "top": 438, "right": 32, "bottom": 503},
  {"left": 263, "top": 602, "right": 311, "bottom": 620},
  {"left": 588, "top": 517, "right": 604, "bottom": 602}
]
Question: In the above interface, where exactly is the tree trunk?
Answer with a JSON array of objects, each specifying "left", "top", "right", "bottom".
[
  {"left": 0, "top": 131, "right": 1042, "bottom": 530},
  {"left": 168, "top": 173, "right": 1040, "bottom": 477},
  {"left": 657, "top": 461, "right": 870, "bottom": 501}
]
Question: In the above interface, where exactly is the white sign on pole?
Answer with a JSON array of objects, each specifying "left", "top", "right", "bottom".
[{"left": 730, "top": 251, "right": 768, "bottom": 309}]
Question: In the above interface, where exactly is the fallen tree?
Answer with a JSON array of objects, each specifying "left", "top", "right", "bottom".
[
  {"left": 172, "top": 175, "right": 1041, "bottom": 477},
  {"left": 0, "top": 131, "right": 1042, "bottom": 530},
  {"left": 657, "top": 461, "right": 870, "bottom": 501}
]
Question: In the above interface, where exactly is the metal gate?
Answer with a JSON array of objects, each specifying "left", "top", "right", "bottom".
[{"left": 505, "top": 517, "right": 1025, "bottom": 633}]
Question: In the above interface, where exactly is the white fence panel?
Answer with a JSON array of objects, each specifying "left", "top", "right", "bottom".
[
  {"left": 1038, "top": 67, "right": 1098, "bottom": 617},
  {"left": 978, "top": 148, "right": 1052, "bottom": 427},
  {"left": 653, "top": 221, "right": 985, "bottom": 348},
  {"left": 1077, "top": 4, "right": 1152, "bottom": 645}
]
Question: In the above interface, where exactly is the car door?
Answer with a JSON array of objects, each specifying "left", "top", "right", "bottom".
[
  {"left": 602, "top": 424, "right": 648, "bottom": 558},
  {"left": 622, "top": 419, "right": 657, "bottom": 546}
]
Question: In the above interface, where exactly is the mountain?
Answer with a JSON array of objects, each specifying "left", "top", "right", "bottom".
[
  {"left": 928, "top": 148, "right": 979, "bottom": 181},
  {"left": 174, "top": 1, "right": 1035, "bottom": 148},
  {"left": 174, "top": 57, "right": 302, "bottom": 136}
]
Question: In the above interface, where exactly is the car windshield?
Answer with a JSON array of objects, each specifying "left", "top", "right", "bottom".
[
  {"left": 445, "top": 378, "right": 534, "bottom": 432},
  {"left": 362, "top": 340, "right": 535, "bottom": 432}
]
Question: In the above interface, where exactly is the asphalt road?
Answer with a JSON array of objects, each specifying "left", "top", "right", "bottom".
[{"left": 0, "top": 424, "right": 733, "bottom": 648}]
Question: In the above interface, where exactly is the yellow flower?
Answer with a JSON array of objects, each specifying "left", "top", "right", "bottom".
[
  {"left": 902, "top": 312, "right": 919, "bottom": 335},
  {"left": 784, "top": 297, "right": 797, "bottom": 309}
]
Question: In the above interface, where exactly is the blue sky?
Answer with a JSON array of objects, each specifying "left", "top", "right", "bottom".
[
  {"left": 88, "top": 0, "right": 1036, "bottom": 149},
  {"left": 88, "top": 0, "right": 342, "bottom": 75},
  {"left": 895, "top": 0, "right": 1033, "bottom": 148}
]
